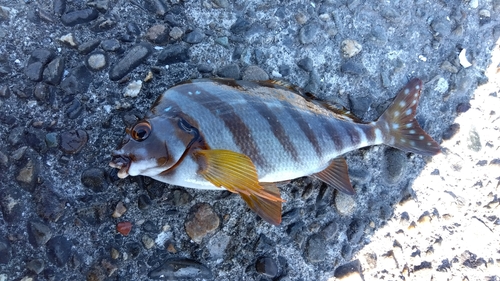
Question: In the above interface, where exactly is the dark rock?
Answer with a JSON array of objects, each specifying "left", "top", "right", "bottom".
[
  {"left": 25, "top": 48, "right": 56, "bottom": 81},
  {"left": 0, "top": 236, "right": 11, "bottom": 264},
  {"left": 282, "top": 208, "right": 301, "bottom": 225},
  {"left": 230, "top": 17, "right": 251, "bottom": 34},
  {"left": 87, "top": 0, "right": 109, "bottom": 13},
  {"left": 299, "top": 23, "right": 320, "bottom": 44},
  {"left": 146, "top": 24, "right": 169, "bottom": 45},
  {"left": 334, "top": 259, "right": 362, "bottom": 278},
  {"left": 242, "top": 65, "right": 268, "bottom": 81},
  {"left": 286, "top": 222, "right": 307, "bottom": 247},
  {"left": 346, "top": 219, "right": 365, "bottom": 244},
  {"left": 8, "top": 126, "right": 25, "bottom": 145},
  {"left": 78, "top": 39, "right": 101, "bottom": 55},
  {"left": 304, "top": 70, "right": 320, "bottom": 94},
  {"left": 212, "top": 0, "right": 229, "bottom": 8},
  {"left": 349, "top": 94, "right": 373, "bottom": 119},
  {"left": 46, "top": 236, "right": 72, "bottom": 266},
  {"left": 101, "top": 39, "right": 121, "bottom": 52},
  {"left": 456, "top": 102, "right": 471, "bottom": 114},
  {"left": 43, "top": 56, "right": 65, "bottom": 85},
  {"left": 35, "top": 186, "right": 66, "bottom": 222},
  {"left": 109, "top": 42, "right": 152, "bottom": 81},
  {"left": 414, "top": 261, "right": 432, "bottom": 271},
  {"left": 341, "top": 244, "right": 352, "bottom": 259},
  {"left": 0, "top": 85, "right": 10, "bottom": 98},
  {"left": 305, "top": 234, "right": 326, "bottom": 263},
  {"left": 183, "top": 28, "right": 205, "bottom": 44},
  {"left": 321, "top": 222, "right": 338, "bottom": 241},
  {"left": 467, "top": 127, "right": 481, "bottom": 152},
  {"left": 28, "top": 221, "right": 53, "bottom": 247},
  {"left": 0, "top": 188, "right": 25, "bottom": 223},
  {"left": 142, "top": 220, "right": 156, "bottom": 233},
  {"left": 442, "top": 123, "right": 460, "bottom": 140},
  {"left": 197, "top": 64, "right": 213, "bottom": 73},
  {"left": 53, "top": 0, "right": 67, "bottom": 15},
  {"left": 149, "top": 258, "right": 212, "bottom": 279},
  {"left": 340, "top": 61, "right": 365, "bottom": 75},
  {"left": 60, "top": 65, "right": 92, "bottom": 95},
  {"left": 462, "top": 250, "right": 486, "bottom": 268},
  {"left": 214, "top": 36, "right": 229, "bottom": 48},
  {"left": 167, "top": 189, "right": 192, "bottom": 206},
  {"left": 185, "top": 203, "right": 220, "bottom": 243},
  {"left": 217, "top": 64, "right": 240, "bottom": 79},
  {"left": 138, "top": 194, "right": 152, "bottom": 210},
  {"left": 65, "top": 99, "right": 84, "bottom": 119},
  {"left": 81, "top": 168, "right": 108, "bottom": 192},
  {"left": 61, "top": 8, "right": 99, "bottom": 27},
  {"left": 144, "top": 0, "right": 168, "bottom": 17},
  {"left": 431, "top": 19, "right": 452, "bottom": 37},
  {"left": 383, "top": 148, "right": 407, "bottom": 184},
  {"left": 27, "top": 258, "right": 45, "bottom": 274},
  {"left": 77, "top": 204, "right": 107, "bottom": 225},
  {"left": 127, "top": 22, "right": 141, "bottom": 36},
  {"left": 60, "top": 129, "right": 88, "bottom": 154},
  {"left": 278, "top": 64, "right": 290, "bottom": 76},
  {"left": 86, "top": 51, "right": 108, "bottom": 71},
  {"left": 297, "top": 57, "right": 314, "bottom": 72},
  {"left": 255, "top": 257, "right": 278, "bottom": 278},
  {"left": 157, "top": 44, "right": 190, "bottom": 65},
  {"left": 16, "top": 159, "right": 38, "bottom": 190}
]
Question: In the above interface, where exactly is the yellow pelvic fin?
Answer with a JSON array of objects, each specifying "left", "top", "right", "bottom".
[
  {"left": 194, "top": 149, "right": 285, "bottom": 202},
  {"left": 312, "top": 157, "right": 355, "bottom": 195}
]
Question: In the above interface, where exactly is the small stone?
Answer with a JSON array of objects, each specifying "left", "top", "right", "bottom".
[
  {"left": 112, "top": 202, "right": 127, "bottom": 218},
  {"left": 149, "top": 259, "right": 212, "bottom": 279},
  {"left": 87, "top": 0, "right": 109, "bottom": 13},
  {"left": 86, "top": 51, "right": 107, "bottom": 71},
  {"left": 167, "top": 244, "right": 177, "bottom": 253},
  {"left": 479, "top": 9, "right": 491, "bottom": 18},
  {"left": 101, "top": 39, "right": 121, "bottom": 52},
  {"left": 335, "top": 191, "right": 357, "bottom": 215},
  {"left": 459, "top": 49, "right": 472, "bottom": 68},
  {"left": 299, "top": 23, "right": 319, "bottom": 44},
  {"left": 456, "top": 102, "right": 471, "bottom": 114},
  {"left": 230, "top": 18, "right": 250, "bottom": 34},
  {"left": 431, "top": 19, "right": 452, "bottom": 37},
  {"left": 342, "top": 39, "right": 362, "bottom": 58},
  {"left": 0, "top": 237, "right": 11, "bottom": 264},
  {"left": 255, "top": 257, "right": 278, "bottom": 278},
  {"left": 35, "top": 187, "right": 66, "bottom": 222},
  {"left": 65, "top": 99, "right": 84, "bottom": 119},
  {"left": 418, "top": 211, "right": 432, "bottom": 224},
  {"left": 321, "top": 222, "right": 338, "bottom": 241},
  {"left": 81, "top": 168, "right": 108, "bottom": 192},
  {"left": 214, "top": 36, "right": 229, "bottom": 48},
  {"left": 334, "top": 259, "right": 363, "bottom": 280},
  {"left": 141, "top": 220, "right": 156, "bottom": 232},
  {"left": 197, "top": 64, "right": 213, "bottom": 73},
  {"left": 24, "top": 48, "right": 56, "bottom": 82},
  {"left": 167, "top": 189, "right": 192, "bottom": 206},
  {"left": 440, "top": 61, "right": 458, "bottom": 73},
  {"left": 53, "top": 0, "right": 66, "bottom": 15},
  {"left": 60, "top": 65, "right": 92, "bottom": 95},
  {"left": 138, "top": 194, "right": 152, "bottom": 210},
  {"left": 442, "top": 123, "right": 460, "bottom": 140},
  {"left": 467, "top": 127, "right": 481, "bottom": 152},
  {"left": 27, "top": 221, "right": 52, "bottom": 247},
  {"left": 242, "top": 65, "right": 268, "bottom": 81},
  {"left": 117, "top": 221, "right": 133, "bottom": 236},
  {"left": 211, "top": 0, "right": 229, "bottom": 8},
  {"left": 146, "top": 25, "right": 169, "bottom": 44},
  {"left": 58, "top": 33, "right": 78, "bottom": 48},
  {"left": 295, "top": 12, "right": 308, "bottom": 24},
  {"left": 59, "top": 129, "right": 88, "bottom": 154},
  {"left": 297, "top": 57, "right": 314, "bottom": 72},
  {"left": 142, "top": 235, "right": 155, "bottom": 249},
  {"left": 349, "top": 94, "right": 373, "bottom": 119},
  {"left": 16, "top": 159, "right": 37, "bottom": 186},
  {"left": 384, "top": 148, "right": 407, "bottom": 184},
  {"left": 169, "top": 26, "right": 183, "bottom": 40},
  {"left": 61, "top": 8, "right": 99, "bottom": 26},
  {"left": 78, "top": 39, "right": 101, "bottom": 55},
  {"left": 217, "top": 64, "right": 240, "bottom": 79},
  {"left": 124, "top": 80, "right": 143, "bottom": 97},
  {"left": 109, "top": 42, "right": 152, "bottom": 81},
  {"left": 183, "top": 29, "right": 205, "bottom": 44},
  {"left": 305, "top": 234, "right": 326, "bottom": 263},
  {"left": 278, "top": 64, "right": 290, "bottom": 77},
  {"left": 157, "top": 44, "right": 190, "bottom": 65},
  {"left": 27, "top": 259, "right": 45, "bottom": 274},
  {"left": 46, "top": 236, "right": 72, "bottom": 267},
  {"left": 43, "top": 57, "right": 65, "bottom": 85},
  {"left": 110, "top": 248, "right": 120, "bottom": 259},
  {"left": 340, "top": 61, "right": 365, "bottom": 75},
  {"left": 185, "top": 204, "right": 220, "bottom": 243}
]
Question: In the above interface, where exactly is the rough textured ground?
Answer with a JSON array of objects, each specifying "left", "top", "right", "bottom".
[{"left": 0, "top": 0, "right": 499, "bottom": 280}]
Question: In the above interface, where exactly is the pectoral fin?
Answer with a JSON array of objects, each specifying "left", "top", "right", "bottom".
[
  {"left": 194, "top": 149, "right": 284, "bottom": 224},
  {"left": 312, "top": 157, "right": 355, "bottom": 195}
]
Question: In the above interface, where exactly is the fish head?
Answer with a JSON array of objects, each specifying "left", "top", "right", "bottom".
[{"left": 109, "top": 116, "right": 188, "bottom": 179}]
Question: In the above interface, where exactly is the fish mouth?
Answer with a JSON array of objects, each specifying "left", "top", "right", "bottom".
[{"left": 109, "top": 153, "right": 131, "bottom": 179}]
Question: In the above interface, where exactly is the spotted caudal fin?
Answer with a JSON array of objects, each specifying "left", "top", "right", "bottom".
[{"left": 376, "top": 78, "right": 440, "bottom": 156}]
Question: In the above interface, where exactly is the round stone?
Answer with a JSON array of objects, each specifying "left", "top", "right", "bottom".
[
  {"left": 255, "top": 257, "right": 278, "bottom": 278},
  {"left": 87, "top": 52, "right": 107, "bottom": 71},
  {"left": 59, "top": 129, "right": 88, "bottom": 154}
]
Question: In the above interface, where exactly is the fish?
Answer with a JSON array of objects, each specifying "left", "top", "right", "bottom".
[{"left": 109, "top": 78, "right": 440, "bottom": 225}]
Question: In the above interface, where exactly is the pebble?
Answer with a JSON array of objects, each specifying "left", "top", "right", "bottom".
[
  {"left": 124, "top": 80, "right": 143, "bottom": 97},
  {"left": 60, "top": 65, "right": 92, "bottom": 95},
  {"left": 101, "top": 39, "right": 121, "bottom": 52},
  {"left": 8, "top": 127, "right": 25, "bottom": 146},
  {"left": 157, "top": 44, "right": 190, "bottom": 65},
  {"left": 141, "top": 220, "right": 156, "bottom": 232},
  {"left": 349, "top": 94, "right": 373, "bottom": 118},
  {"left": 278, "top": 64, "right": 290, "bottom": 76},
  {"left": 26, "top": 259, "right": 45, "bottom": 274},
  {"left": 138, "top": 194, "right": 152, "bottom": 210},
  {"left": 109, "top": 42, "right": 152, "bottom": 81},
  {"left": 217, "top": 64, "right": 240, "bottom": 79},
  {"left": 305, "top": 234, "right": 327, "bottom": 262},
  {"left": 65, "top": 99, "right": 84, "bottom": 119},
  {"left": 335, "top": 191, "right": 357, "bottom": 215},
  {"left": 148, "top": 258, "right": 212, "bottom": 280},
  {"left": 58, "top": 33, "right": 78, "bottom": 48},
  {"left": 214, "top": 36, "right": 229, "bottom": 48},
  {"left": 297, "top": 57, "right": 313, "bottom": 72},
  {"left": 112, "top": 201, "right": 127, "bottom": 218},
  {"left": 35, "top": 187, "right": 66, "bottom": 222},
  {"left": 431, "top": 19, "right": 452, "bottom": 37},
  {"left": 141, "top": 235, "right": 155, "bottom": 249},
  {"left": 459, "top": 49, "right": 472, "bottom": 68},
  {"left": 61, "top": 8, "right": 99, "bottom": 26},
  {"left": 16, "top": 159, "right": 37, "bottom": 187},
  {"left": 167, "top": 189, "right": 192, "bottom": 206},
  {"left": 456, "top": 102, "right": 471, "bottom": 114},
  {"left": 169, "top": 26, "right": 183, "bottom": 40},
  {"left": 242, "top": 65, "right": 269, "bottom": 81},
  {"left": 383, "top": 148, "right": 407, "bottom": 184},
  {"left": 340, "top": 61, "right": 365, "bottom": 75},
  {"left": 146, "top": 24, "right": 169, "bottom": 45},
  {"left": 207, "top": 233, "right": 230, "bottom": 259},
  {"left": 230, "top": 18, "right": 250, "bottom": 34},
  {"left": 81, "top": 168, "right": 108, "bottom": 192},
  {"left": 24, "top": 48, "right": 56, "bottom": 82},
  {"left": 46, "top": 236, "right": 72, "bottom": 266},
  {"left": 440, "top": 61, "right": 459, "bottom": 73},
  {"left": 86, "top": 51, "right": 108, "bottom": 71},
  {"left": 183, "top": 28, "right": 205, "bottom": 44},
  {"left": 467, "top": 127, "right": 481, "bottom": 152},
  {"left": 255, "top": 257, "right": 278, "bottom": 278},
  {"left": 211, "top": 0, "right": 229, "bottom": 8},
  {"left": 0, "top": 188, "right": 25, "bottom": 223},
  {"left": 184, "top": 204, "right": 220, "bottom": 243},
  {"left": 87, "top": 0, "right": 109, "bottom": 13},
  {"left": 0, "top": 237, "right": 10, "bottom": 264},
  {"left": 78, "top": 39, "right": 101, "bottom": 55},
  {"left": 43, "top": 56, "right": 65, "bottom": 85},
  {"left": 27, "top": 221, "right": 52, "bottom": 247},
  {"left": 197, "top": 64, "right": 213, "bottom": 73},
  {"left": 59, "top": 129, "right": 88, "bottom": 154},
  {"left": 299, "top": 23, "right": 319, "bottom": 44},
  {"left": 342, "top": 39, "right": 362, "bottom": 58},
  {"left": 321, "top": 221, "right": 339, "bottom": 241},
  {"left": 117, "top": 221, "right": 133, "bottom": 236},
  {"left": 334, "top": 259, "right": 363, "bottom": 280}
]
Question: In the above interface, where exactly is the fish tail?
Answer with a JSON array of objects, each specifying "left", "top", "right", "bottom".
[{"left": 376, "top": 78, "right": 440, "bottom": 156}]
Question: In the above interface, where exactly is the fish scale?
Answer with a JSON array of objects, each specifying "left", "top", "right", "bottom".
[{"left": 110, "top": 78, "right": 440, "bottom": 225}]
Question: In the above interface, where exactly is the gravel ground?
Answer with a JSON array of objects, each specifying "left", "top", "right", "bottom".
[{"left": 0, "top": 1, "right": 499, "bottom": 280}]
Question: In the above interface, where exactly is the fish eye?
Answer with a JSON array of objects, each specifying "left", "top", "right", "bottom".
[{"left": 130, "top": 121, "right": 151, "bottom": 141}]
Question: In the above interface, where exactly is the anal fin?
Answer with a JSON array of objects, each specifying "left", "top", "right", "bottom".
[
  {"left": 312, "top": 157, "right": 355, "bottom": 195},
  {"left": 240, "top": 192, "right": 282, "bottom": 225}
]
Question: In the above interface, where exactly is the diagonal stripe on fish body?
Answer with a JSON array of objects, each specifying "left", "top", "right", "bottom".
[{"left": 110, "top": 78, "right": 440, "bottom": 225}]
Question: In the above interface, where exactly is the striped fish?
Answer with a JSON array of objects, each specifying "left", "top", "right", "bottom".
[{"left": 110, "top": 78, "right": 440, "bottom": 225}]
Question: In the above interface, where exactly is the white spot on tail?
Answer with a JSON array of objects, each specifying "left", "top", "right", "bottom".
[
  {"left": 392, "top": 124, "right": 399, "bottom": 130},
  {"left": 164, "top": 106, "right": 172, "bottom": 112},
  {"left": 409, "top": 129, "right": 416, "bottom": 134},
  {"left": 412, "top": 100, "right": 417, "bottom": 105},
  {"left": 374, "top": 128, "right": 383, "bottom": 143},
  {"left": 415, "top": 85, "right": 420, "bottom": 90},
  {"left": 419, "top": 135, "right": 425, "bottom": 140},
  {"left": 427, "top": 142, "right": 432, "bottom": 146},
  {"left": 404, "top": 88, "right": 410, "bottom": 95},
  {"left": 406, "top": 109, "right": 412, "bottom": 116},
  {"left": 195, "top": 90, "right": 201, "bottom": 95},
  {"left": 401, "top": 138, "right": 406, "bottom": 143},
  {"left": 410, "top": 140, "right": 415, "bottom": 146},
  {"left": 406, "top": 123, "right": 413, "bottom": 128},
  {"left": 188, "top": 91, "right": 193, "bottom": 95},
  {"left": 394, "top": 111, "right": 400, "bottom": 117},
  {"left": 399, "top": 101, "right": 406, "bottom": 107}
]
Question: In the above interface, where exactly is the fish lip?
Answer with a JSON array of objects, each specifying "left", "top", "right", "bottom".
[{"left": 109, "top": 153, "right": 131, "bottom": 179}]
